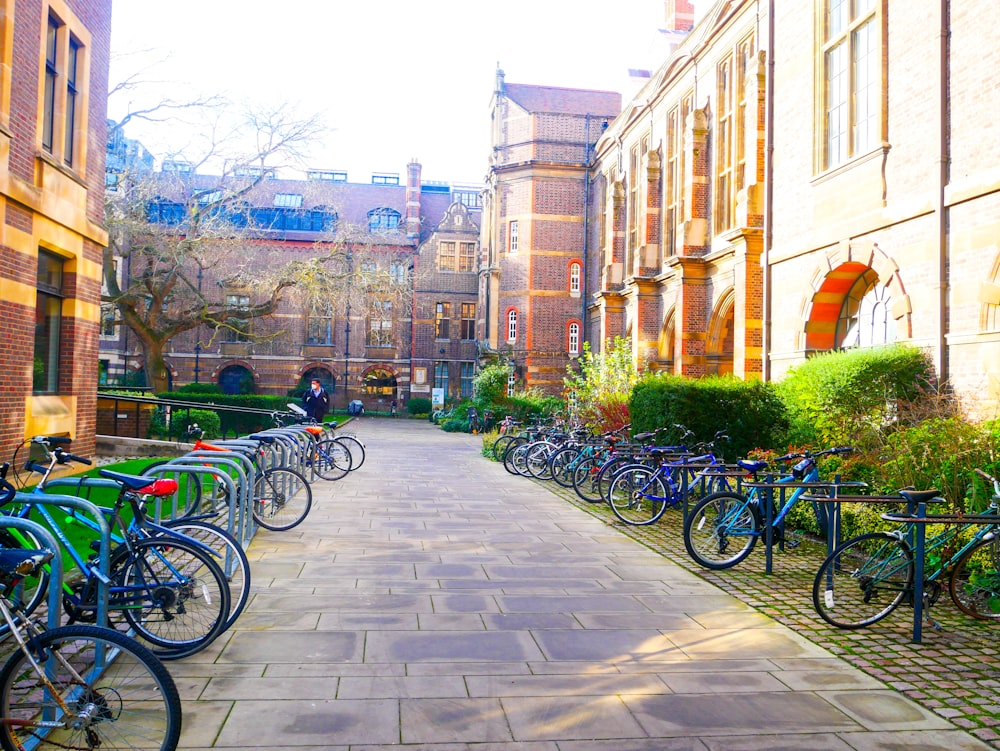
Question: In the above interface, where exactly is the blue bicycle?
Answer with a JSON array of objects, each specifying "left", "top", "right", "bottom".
[{"left": 683, "top": 446, "right": 854, "bottom": 569}]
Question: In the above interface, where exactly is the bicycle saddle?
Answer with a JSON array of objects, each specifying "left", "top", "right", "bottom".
[
  {"left": 898, "top": 488, "right": 942, "bottom": 504},
  {"left": 0, "top": 548, "right": 53, "bottom": 579},
  {"left": 248, "top": 433, "right": 277, "bottom": 444},
  {"left": 738, "top": 459, "right": 769, "bottom": 473},
  {"left": 99, "top": 469, "right": 179, "bottom": 496}
]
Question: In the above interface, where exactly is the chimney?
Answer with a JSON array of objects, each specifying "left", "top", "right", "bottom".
[
  {"left": 665, "top": 0, "right": 695, "bottom": 32},
  {"left": 405, "top": 160, "right": 421, "bottom": 240}
]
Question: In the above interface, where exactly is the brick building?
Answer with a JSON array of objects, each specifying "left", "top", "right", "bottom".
[
  {"left": 0, "top": 0, "right": 111, "bottom": 460},
  {"left": 101, "top": 159, "right": 482, "bottom": 409},
  {"left": 507, "top": 0, "right": 1000, "bottom": 418},
  {"left": 480, "top": 72, "right": 621, "bottom": 392}
]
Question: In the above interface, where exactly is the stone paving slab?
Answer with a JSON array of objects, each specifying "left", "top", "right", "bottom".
[{"left": 176, "top": 419, "right": 996, "bottom": 749}]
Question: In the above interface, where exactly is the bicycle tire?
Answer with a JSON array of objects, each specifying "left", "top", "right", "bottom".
[
  {"left": 502, "top": 443, "right": 528, "bottom": 476},
  {"left": 525, "top": 442, "right": 557, "bottom": 480},
  {"left": 313, "top": 439, "right": 351, "bottom": 481},
  {"left": 608, "top": 465, "right": 669, "bottom": 525},
  {"left": 812, "top": 532, "right": 913, "bottom": 629},
  {"left": 549, "top": 446, "right": 581, "bottom": 488},
  {"left": 494, "top": 435, "right": 523, "bottom": 463},
  {"left": 684, "top": 492, "right": 761, "bottom": 570},
  {"left": 597, "top": 455, "right": 636, "bottom": 503},
  {"left": 333, "top": 434, "right": 365, "bottom": 470},
  {"left": 0, "top": 624, "right": 182, "bottom": 751},
  {"left": 113, "top": 537, "right": 231, "bottom": 659},
  {"left": 141, "top": 458, "right": 204, "bottom": 518},
  {"left": 159, "top": 519, "right": 251, "bottom": 630},
  {"left": 252, "top": 467, "right": 312, "bottom": 531},
  {"left": 949, "top": 535, "right": 1000, "bottom": 620},
  {"left": 0, "top": 529, "right": 49, "bottom": 633},
  {"left": 572, "top": 457, "right": 605, "bottom": 503}
]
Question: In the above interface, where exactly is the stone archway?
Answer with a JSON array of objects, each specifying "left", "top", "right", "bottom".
[
  {"left": 706, "top": 290, "right": 735, "bottom": 376},
  {"left": 799, "top": 242, "right": 911, "bottom": 351}
]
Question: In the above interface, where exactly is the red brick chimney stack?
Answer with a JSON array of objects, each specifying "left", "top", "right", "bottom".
[
  {"left": 665, "top": 0, "right": 695, "bottom": 32},
  {"left": 406, "top": 160, "right": 421, "bottom": 240}
]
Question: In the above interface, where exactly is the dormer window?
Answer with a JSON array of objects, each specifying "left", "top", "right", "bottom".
[
  {"left": 367, "top": 207, "right": 401, "bottom": 232},
  {"left": 274, "top": 193, "right": 303, "bottom": 208}
]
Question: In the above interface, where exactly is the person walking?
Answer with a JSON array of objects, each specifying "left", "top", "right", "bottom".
[
  {"left": 302, "top": 378, "right": 330, "bottom": 423},
  {"left": 390, "top": 399, "right": 398, "bottom": 417}
]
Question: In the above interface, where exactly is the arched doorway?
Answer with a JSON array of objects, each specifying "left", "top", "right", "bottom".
[
  {"left": 706, "top": 291, "right": 735, "bottom": 376},
  {"left": 218, "top": 365, "right": 255, "bottom": 395},
  {"left": 361, "top": 368, "right": 397, "bottom": 398}
]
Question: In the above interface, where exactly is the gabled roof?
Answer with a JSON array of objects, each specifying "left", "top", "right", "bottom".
[{"left": 503, "top": 83, "right": 621, "bottom": 117}]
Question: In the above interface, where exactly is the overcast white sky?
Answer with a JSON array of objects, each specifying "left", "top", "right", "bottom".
[{"left": 109, "top": 1, "right": 705, "bottom": 185}]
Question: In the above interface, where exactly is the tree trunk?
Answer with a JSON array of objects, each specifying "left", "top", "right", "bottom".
[{"left": 143, "top": 340, "right": 172, "bottom": 393}]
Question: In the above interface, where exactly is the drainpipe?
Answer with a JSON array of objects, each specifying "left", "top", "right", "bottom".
[
  {"left": 761, "top": 0, "right": 775, "bottom": 381},
  {"left": 933, "top": 0, "right": 949, "bottom": 382}
]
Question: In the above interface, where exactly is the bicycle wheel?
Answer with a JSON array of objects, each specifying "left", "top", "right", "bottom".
[
  {"left": 313, "top": 439, "right": 351, "bottom": 481},
  {"left": 572, "top": 457, "right": 605, "bottom": 503},
  {"left": 159, "top": 520, "right": 251, "bottom": 630},
  {"left": 0, "top": 529, "right": 48, "bottom": 632},
  {"left": 608, "top": 465, "right": 668, "bottom": 525},
  {"left": 503, "top": 443, "right": 529, "bottom": 476},
  {"left": 492, "top": 435, "right": 519, "bottom": 462},
  {"left": 549, "top": 446, "right": 581, "bottom": 488},
  {"left": 684, "top": 492, "right": 761, "bottom": 570},
  {"left": 949, "top": 535, "right": 1000, "bottom": 620},
  {"left": 252, "top": 467, "right": 313, "bottom": 531},
  {"left": 0, "top": 624, "right": 182, "bottom": 751},
  {"left": 812, "top": 532, "right": 913, "bottom": 629},
  {"left": 113, "top": 537, "right": 231, "bottom": 659},
  {"left": 525, "top": 442, "right": 556, "bottom": 480},
  {"left": 597, "top": 456, "right": 636, "bottom": 503},
  {"left": 333, "top": 434, "right": 365, "bottom": 470}
]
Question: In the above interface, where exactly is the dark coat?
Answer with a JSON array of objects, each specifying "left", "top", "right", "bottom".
[{"left": 303, "top": 387, "right": 330, "bottom": 422}]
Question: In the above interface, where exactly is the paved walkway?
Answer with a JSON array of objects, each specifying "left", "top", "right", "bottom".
[{"left": 173, "top": 419, "right": 994, "bottom": 750}]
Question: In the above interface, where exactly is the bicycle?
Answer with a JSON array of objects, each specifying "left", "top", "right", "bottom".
[
  {"left": 273, "top": 407, "right": 366, "bottom": 473},
  {"left": 812, "top": 469, "right": 1000, "bottom": 629},
  {"left": 606, "top": 432, "right": 733, "bottom": 526},
  {"left": 2, "top": 439, "right": 232, "bottom": 660},
  {"left": 0, "top": 546, "right": 182, "bottom": 751},
  {"left": 683, "top": 446, "right": 855, "bottom": 570}
]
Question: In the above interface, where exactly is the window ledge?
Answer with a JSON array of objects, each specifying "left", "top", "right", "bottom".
[
  {"left": 36, "top": 149, "right": 88, "bottom": 190},
  {"left": 811, "top": 143, "right": 889, "bottom": 187}
]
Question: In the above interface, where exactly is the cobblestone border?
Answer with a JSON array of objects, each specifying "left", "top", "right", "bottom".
[{"left": 535, "top": 476, "right": 1000, "bottom": 747}]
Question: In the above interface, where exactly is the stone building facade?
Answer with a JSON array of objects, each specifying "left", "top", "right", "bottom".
[{"left": 0, "top": 0, "right": 111, "bottom": 460}]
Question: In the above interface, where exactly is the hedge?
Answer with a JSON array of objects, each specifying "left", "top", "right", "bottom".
[
  {"left": 156, "top": 392, "right": 295, "bottom": 437},
  {"left": 629, "top": 374, "right": 789, "bottom": 461}
]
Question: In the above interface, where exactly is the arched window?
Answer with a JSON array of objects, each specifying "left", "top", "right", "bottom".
[
  {"left": 836, "top": 270, "right": 895, "bottom": 348},
  {"left": 567, "top": 322, "right": 580, "bottom": 355},
  {"left": 367, "top": 207, "right": 401, "bottom": 232},
  {"left": 569, "top": 261, "right": 582, "bottom": 294},
  {"left": 507, "top": 309, "right": 518, "bottom": 343}
]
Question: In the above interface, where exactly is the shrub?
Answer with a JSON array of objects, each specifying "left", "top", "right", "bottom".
[
  {"left": 629, "top": 374, "right": 789, "bottom": 461},
  {"left": 481, "top": 429, "right": 500, "bottom": 459},
  {"left": 776, "top": 344, "right": 935, "bottom": 448},
  {"left": 407, "top": 397, "right": 432, "bottom": 416},
  {"left": 441, "top": 417, "right": 470, "bottom": 433},
  {"left": 564, "top": 337, "right": 636, "bottom": 431},
  {"left": 176, "top": 383, "right": 222, "bottom": 394}
]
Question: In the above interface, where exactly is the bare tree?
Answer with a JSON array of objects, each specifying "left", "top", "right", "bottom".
[{"left": 103, "top": 102, "right": 327, "bottom": 392}]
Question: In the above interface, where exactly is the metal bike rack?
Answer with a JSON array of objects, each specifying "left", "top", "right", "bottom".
[
  {"left": 0, "top": 515, "right": 64, "bottom": 630},
  {"left": 10, "top": 492, "right": 113, "bottom": 629}
]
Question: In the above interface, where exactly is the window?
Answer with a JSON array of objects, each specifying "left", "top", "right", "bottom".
[
  {"left": 665, "top": 108, "right": 680, "bottom": 257},
  {"left": 628, "top": 144, "right": 641, "bottom": 259},
  {"left": 307, "top": 170, "right": 347, "bottom": 182},
  {"left": 568, "top": 322, "right": 580, "bottom": 355},
  {"left": 715, "top": 54, "right": 734, "bottom": 234},
  {"left": 454, "top": 190, "right": 482, "bottom": 209},
  {"left": 822, "top": 0, "right": 880, "bottom": 169},
  {"left": 307, "top": 300, "right": 333, "bottom": 345},
  {"left": 508, "top": 220, "right": 519, "bottom": 254},
  {"left": 34, "top": 251, "right": 64, "bottom": 394},
  {"left": 836, "top": 270, "right": 894, "bottom": 349},
  {"left": 367, "top": 207, "right": 401, "bottom": 232},
  {"left": 390, "top": 260, "right": 407, "bottom": 284},
  {"left": 223, "top": 294, "right": 250, "bottom": 342},
  {"left": 274, "top": 193, "right": 303, "bottom": 208},
  {"left": 439, "top": 242, "right": 457, "bottom": 272},
  {"left": 100, "top": 304, "right": 116, "bottom": 338},
  {"left": 460, "top": 362, "right": 475, "bottom": 398},
  {"left": 368, "top": 300, "right": 392, "bottom": 346},
  {"left": 460, "top": 302, "right": 476, "bottom": 340},
  {"left": 569, "top": 262, "right": 582, "bottom": 294},
  {"left": 507, "top": 308, "right": 517, "bottom": 343},
  {"left": 435, "top": 302, "right": 451, "bottom": 340},
  {"left": 459, "top": 242, "right": 477, "bottom": 272},
  {"left": 507, "top": 367, "right": 517, "bottom": 397},
  {"left": 371, "top": 173, "right": 399, "bottom": 185},
  {"left": 434, "top": 361, "right": 449, "bottom": 393},
  {"left": 42, "top": 13, "right": 86, "bottom": 168}
]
